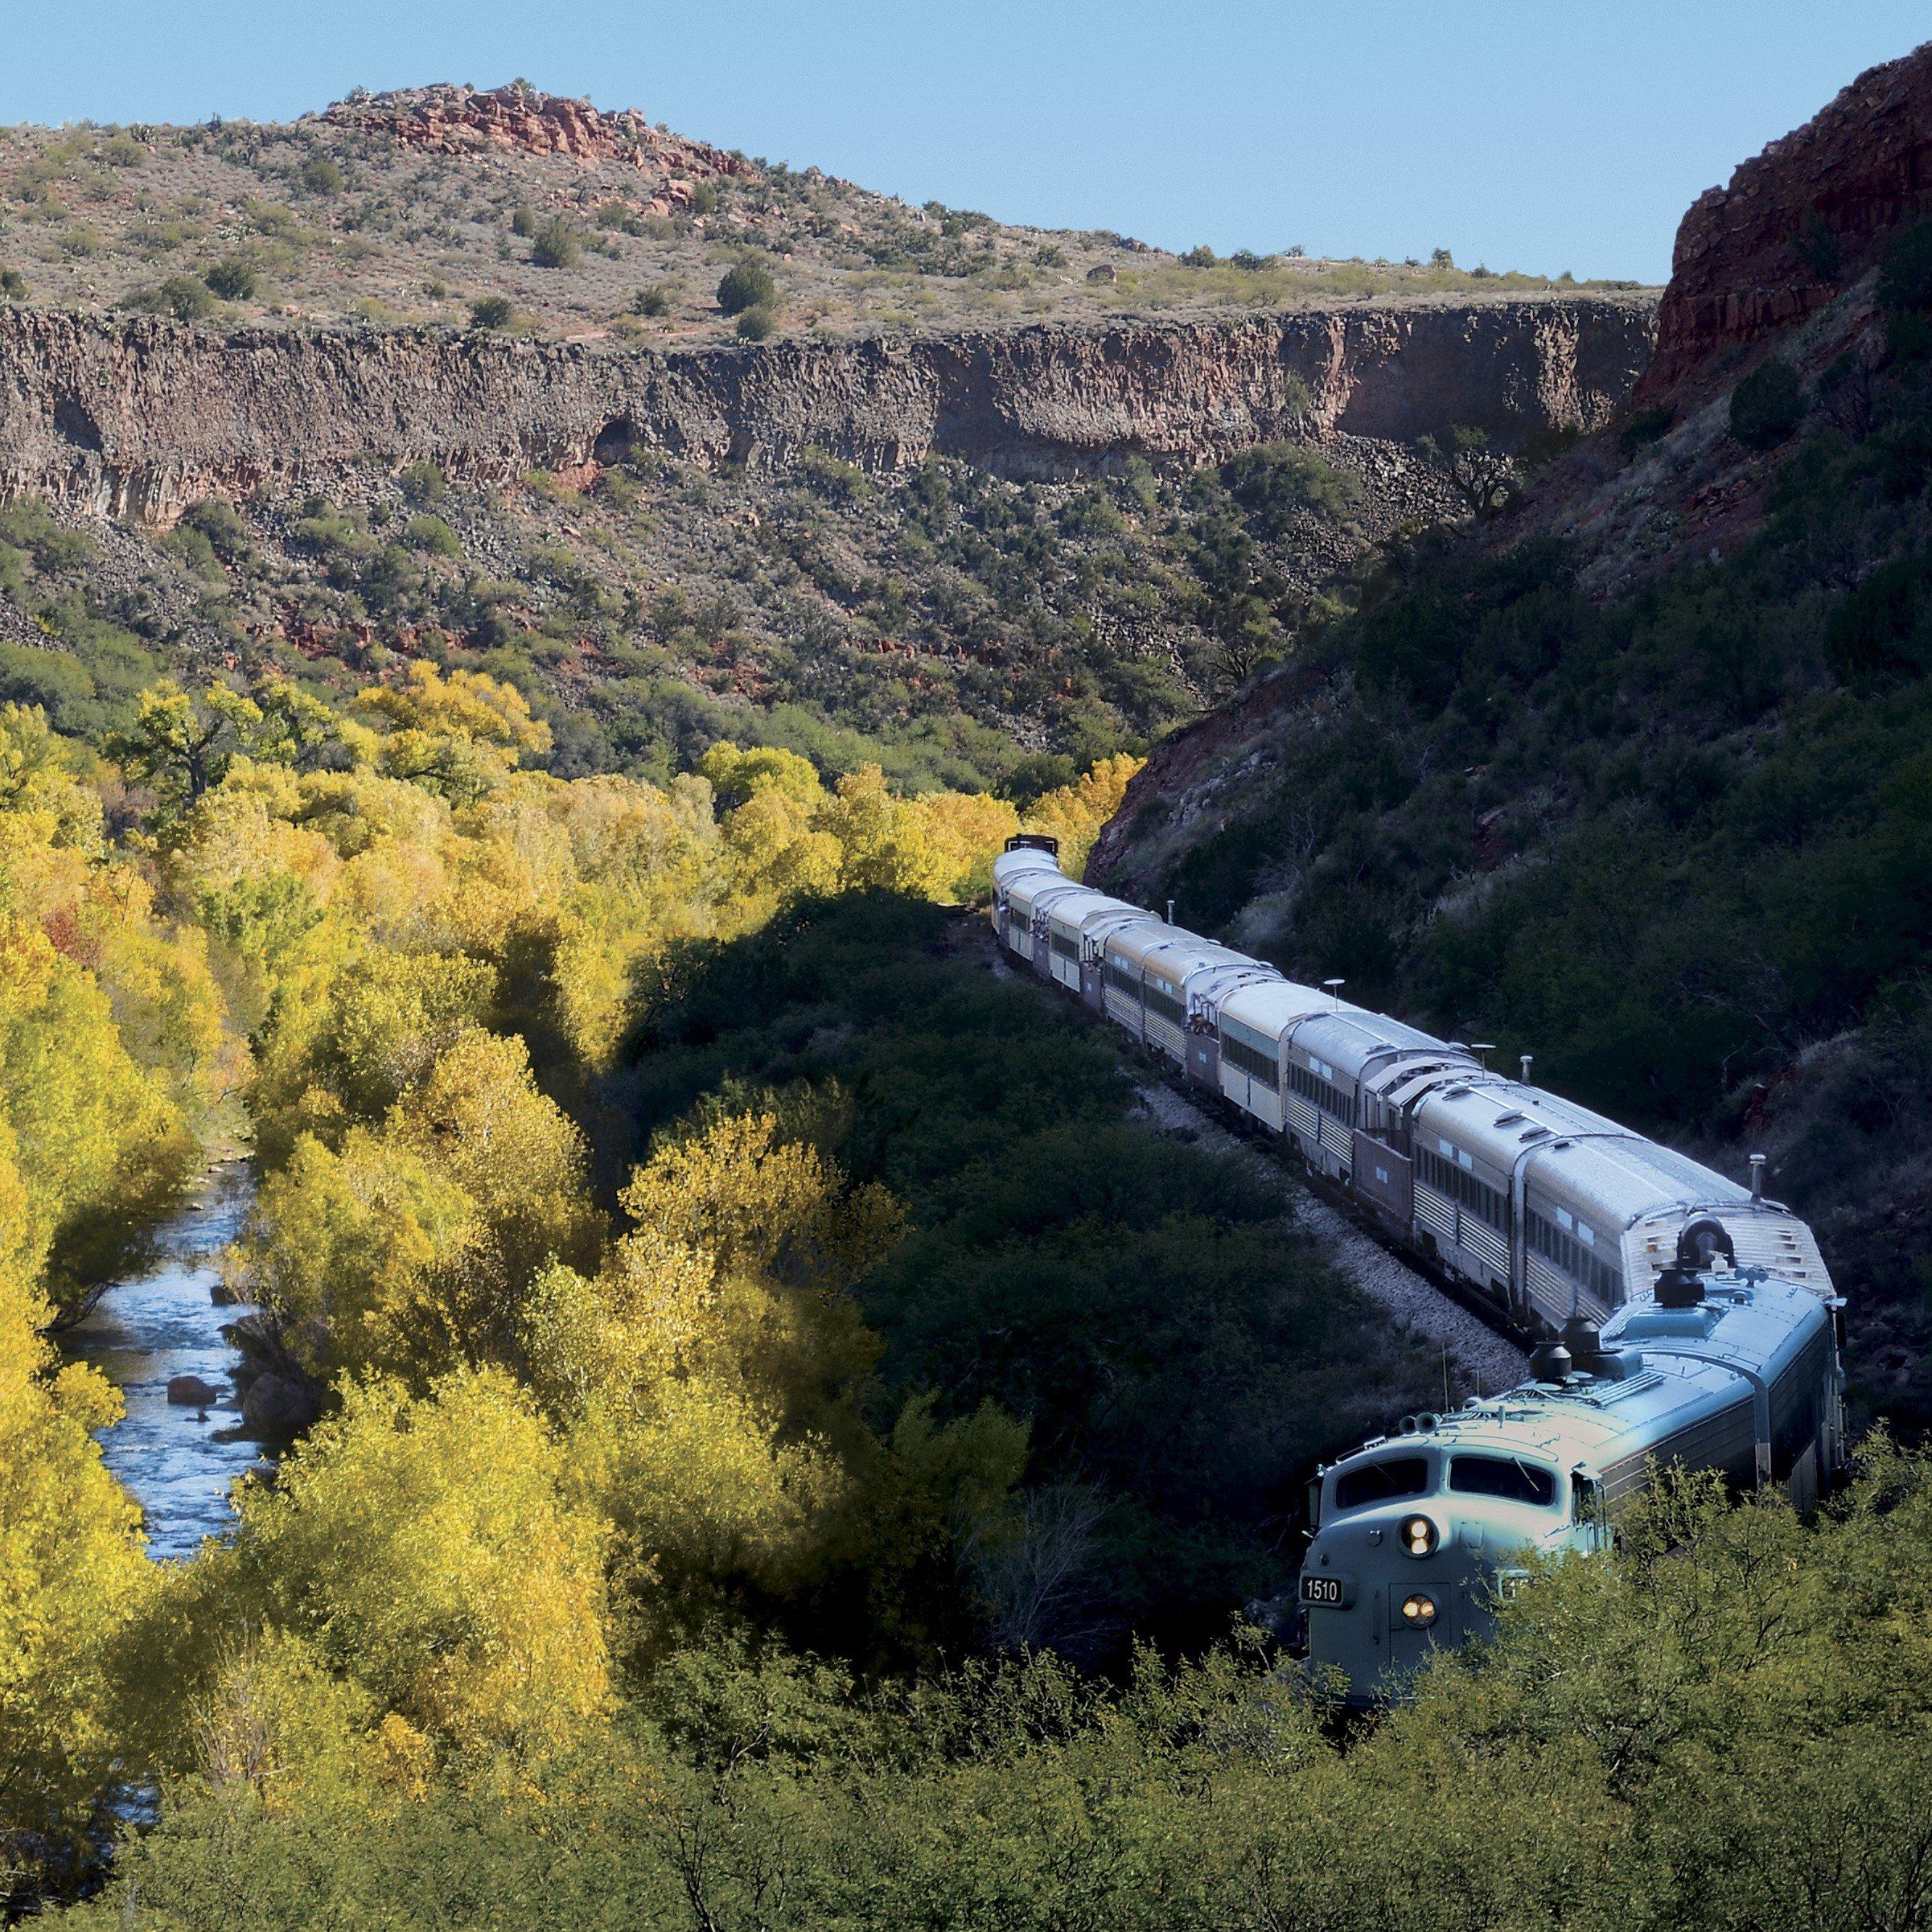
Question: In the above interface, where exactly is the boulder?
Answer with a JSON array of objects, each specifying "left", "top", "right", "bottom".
[
  {"left": 241, "top": 1372, "right": 322, "bottom": 1440},
  {"left": 166, "top": 1374, "right": 223, "bottom": 1407}
]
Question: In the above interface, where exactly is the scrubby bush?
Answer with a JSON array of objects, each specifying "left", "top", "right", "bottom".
[
  {"left": 134, "top": 275, "right": 215, "bottom": 323},
  {"left": 1181, "top": 244, "right": 1217, "bottom": 267},
  {"left": 467, "top": 294, "right": 514, "bottom": 331},
  {"left": 397, "top": 459, "right": 447, "bottom": 506},
  {"left": 1730, "top": 357, "right": 1805, "bottom": 450},
  {"left": 530, "top": 218, "right": 582, "bottom": 269},
  {"left": 1223, "top": 443, "right": 1356, "bottom": 534},
  {"left": 0, "top": 268, "right": 27, "bottom": 301},
  {"left": 403, "top": 515, "right": 461, "bottom": 557},
  {"left": 179, "top": 498, "right": 252, "bottom": 565},
  {"left": 631, "top": 283, "right": 675, "bottom": 316},
  {"left": 201, "top": 256, "right": 257, "bottom": 301},
  {"left": 735, "top": 306, "right": 776, "bottom": 342},
  {"left": 1877, "top": 217, "right": 1932, "bottom": 314},
  {"left": 1618, "top": 401, "right": 1677, "bottom": 456},
  {"left": 716, "top": 261, "right": 778, "bottom": 315},
  {"left": 299, "top": 154, "right": 343, "bottom": 195}
]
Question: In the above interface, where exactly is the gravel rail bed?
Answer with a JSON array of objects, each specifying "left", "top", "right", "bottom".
[
  {"left": 1132, "top": 1080, "right": 1531, "bottom": 1396},
  {"left": 969, "top": 920, "right": 1529, "bottom": 1396}
]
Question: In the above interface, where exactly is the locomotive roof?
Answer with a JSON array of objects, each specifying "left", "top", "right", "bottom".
[{"left": 1331, "top": 1273, "right": 1831, "bottom": 1478}]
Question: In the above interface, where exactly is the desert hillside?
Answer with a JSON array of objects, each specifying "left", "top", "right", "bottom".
[{"left": 0, "top": 81, "right": 1645, "bottom": 343}]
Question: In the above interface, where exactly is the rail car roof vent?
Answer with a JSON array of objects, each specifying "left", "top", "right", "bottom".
[{"left": 1494, "top": 1111, "right": 1525, "bottom": 1126}]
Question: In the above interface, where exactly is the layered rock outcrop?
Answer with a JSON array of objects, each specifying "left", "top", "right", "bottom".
[
  {"left": 0, "top": 300, "right": 1655, "bottom": 523},
  {"left": 1640, "top": 37, "right": 1932, "bottom": 397},
  {"left": 322, "top": 83, "right": 747, "bottom": 187}
]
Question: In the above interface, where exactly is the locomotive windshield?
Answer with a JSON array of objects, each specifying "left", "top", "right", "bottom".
[
  {"left": 1449, "top": 1454, "right": 1556, "bottom": 1506},
  {"left": 1333, "top": 1455, "right": 1429, "bottom": 1511}
]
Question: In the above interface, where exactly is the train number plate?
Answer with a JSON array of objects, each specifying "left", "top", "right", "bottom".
[{"left": 1299, "top": 1572, "right": 1354, "bottom": 1608}]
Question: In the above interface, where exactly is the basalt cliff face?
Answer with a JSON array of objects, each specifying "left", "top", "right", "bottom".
[
  {"left": 0, "top": 299, "right": 1655, "bottom": 523},
  {"left": 1640, "top": 38, "right": 1932, "bottom": 398}
]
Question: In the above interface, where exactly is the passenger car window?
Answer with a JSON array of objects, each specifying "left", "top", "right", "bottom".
[
  {"left": 1333, "top": 1455, "right": 1429, "bottom": 1511},
  {"left": 1449, "top": 1455, "right": 1556, "bottom": 1506}
]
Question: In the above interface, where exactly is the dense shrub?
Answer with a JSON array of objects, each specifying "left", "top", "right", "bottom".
[
  {"left": 735, "top": 306, "right": 776, "bottom": 342},
  {"left": 134, "top": 275, "right": 215, "bottom": 323},
  {"left": 397, "top": 459, "right": 447, "bottom": 505},
  {"left": 1222, "top": 442, "right": 1355, "bottom": 533},
  {"left": 467, "top": 294, "right": 514, "bottom": 331},
  {"left": 716, "top": 261, "right": 778, "bottom": 315},
  {"left": 1618, "top": 401, "right": 1676, "bottom": 456},
  {"left": 1730, "top": 357, "right": 1805, "bottom": 449},
  {"left": 201, "top": 255, "right": 257, "bottom": 300},
  {"left": 530, "top": 218, "right": 582, "bottom": 270},
  {"left": 1877, "top": 217, "right": 1932, "bottom": 313}
]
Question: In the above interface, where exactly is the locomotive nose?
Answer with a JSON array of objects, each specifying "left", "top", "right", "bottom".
[{"left": 1301, "top": 1509, "right": 1474, "bottom": 1703}]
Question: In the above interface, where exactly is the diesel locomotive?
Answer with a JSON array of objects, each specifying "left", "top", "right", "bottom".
[{"left": 990, "top": 838, "right": 1847, "bottom": 1702}]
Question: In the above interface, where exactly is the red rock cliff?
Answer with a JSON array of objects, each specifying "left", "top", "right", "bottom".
[
  {"left": 1640, "top": 38, "right": 1932, "bottom": 397},
  {"left": 321, "top": 84, "right": 748, "bottom": 193}
]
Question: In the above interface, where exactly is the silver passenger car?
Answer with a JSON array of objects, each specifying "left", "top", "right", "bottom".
[{"left": 990, "top": 842, "right": 1837, "bottom": 1319}]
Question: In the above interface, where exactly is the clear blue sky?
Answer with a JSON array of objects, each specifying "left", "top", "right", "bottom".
[{"left": 6, "top": 2, "right": 1926, "bottom": 283}]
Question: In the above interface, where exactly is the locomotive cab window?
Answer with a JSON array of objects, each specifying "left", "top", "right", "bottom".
[
  {"left": 1333, "top": 1455, "right": 1430, "bottom": 1512},
  {"left": 1449, "top": 1455, "right": 1556, "bottom": 1507}
]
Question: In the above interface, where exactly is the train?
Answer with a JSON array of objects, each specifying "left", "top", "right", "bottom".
[{"left": 990, "top": 837, "right": 1848, "bottom": 1703}]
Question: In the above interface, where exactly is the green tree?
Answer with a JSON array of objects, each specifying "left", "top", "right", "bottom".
[
  {"left": 105, "top": 680, "right": 261, "bottom": 812},
  {"left": 202, "top": 256, "right": 257, "bottom": 301},
  {"left": 1731, "top": 356, "right": 1805, "bottom": 449},
  {"left": 717, "top": 261, "right": 778, "bottom": 315}
]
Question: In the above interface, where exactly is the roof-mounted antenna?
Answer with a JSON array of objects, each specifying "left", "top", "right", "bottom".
[
  {"left": 1470, "top": 1042, "right": 1495, "bottom": 1069},
  {"left": 1322, "top": 976, "right": 1345, "bottom": 1011}
]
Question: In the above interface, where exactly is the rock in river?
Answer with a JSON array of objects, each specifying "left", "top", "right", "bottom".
[
  {"left": 241, "top": 1371, "right": 321, "bottom": 1440},
  {"left": 166, "top": 1374, "right": 224, "bottom": 1408}
]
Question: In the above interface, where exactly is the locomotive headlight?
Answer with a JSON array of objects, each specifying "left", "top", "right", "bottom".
[
  {"left": 1400, "top": 1592, "right": 1439, "bottom": 1628},
  {"left": 1398, "top": 1514, "right": 1438, "bottom": 1559}
]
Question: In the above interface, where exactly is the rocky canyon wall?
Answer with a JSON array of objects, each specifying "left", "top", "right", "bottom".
[
  {"left": 1639, "top": 38, "right": 1932, "bottom": 398},
  {"left": 0, "top": 299, "right": 1655, "bottom": 522}
]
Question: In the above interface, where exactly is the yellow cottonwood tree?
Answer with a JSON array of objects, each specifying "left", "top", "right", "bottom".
[
  {"left": 0, "top": 1181, "right": 150, "bottom": 1901},
  {"left": 1022, "top": 751, "right": 1144, "bottom": 879},
  {"left": 232, "top": 1370, "right": 610, "bottom": 1766}
]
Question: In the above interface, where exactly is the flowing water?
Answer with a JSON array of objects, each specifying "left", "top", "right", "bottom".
[{"left": 65, "top": 1160, "right": 265, "bottom": 1561}]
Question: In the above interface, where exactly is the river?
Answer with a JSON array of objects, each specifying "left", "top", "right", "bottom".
[{"left": 65, "top": 1160, "right": 266, "bottom": 1562}]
